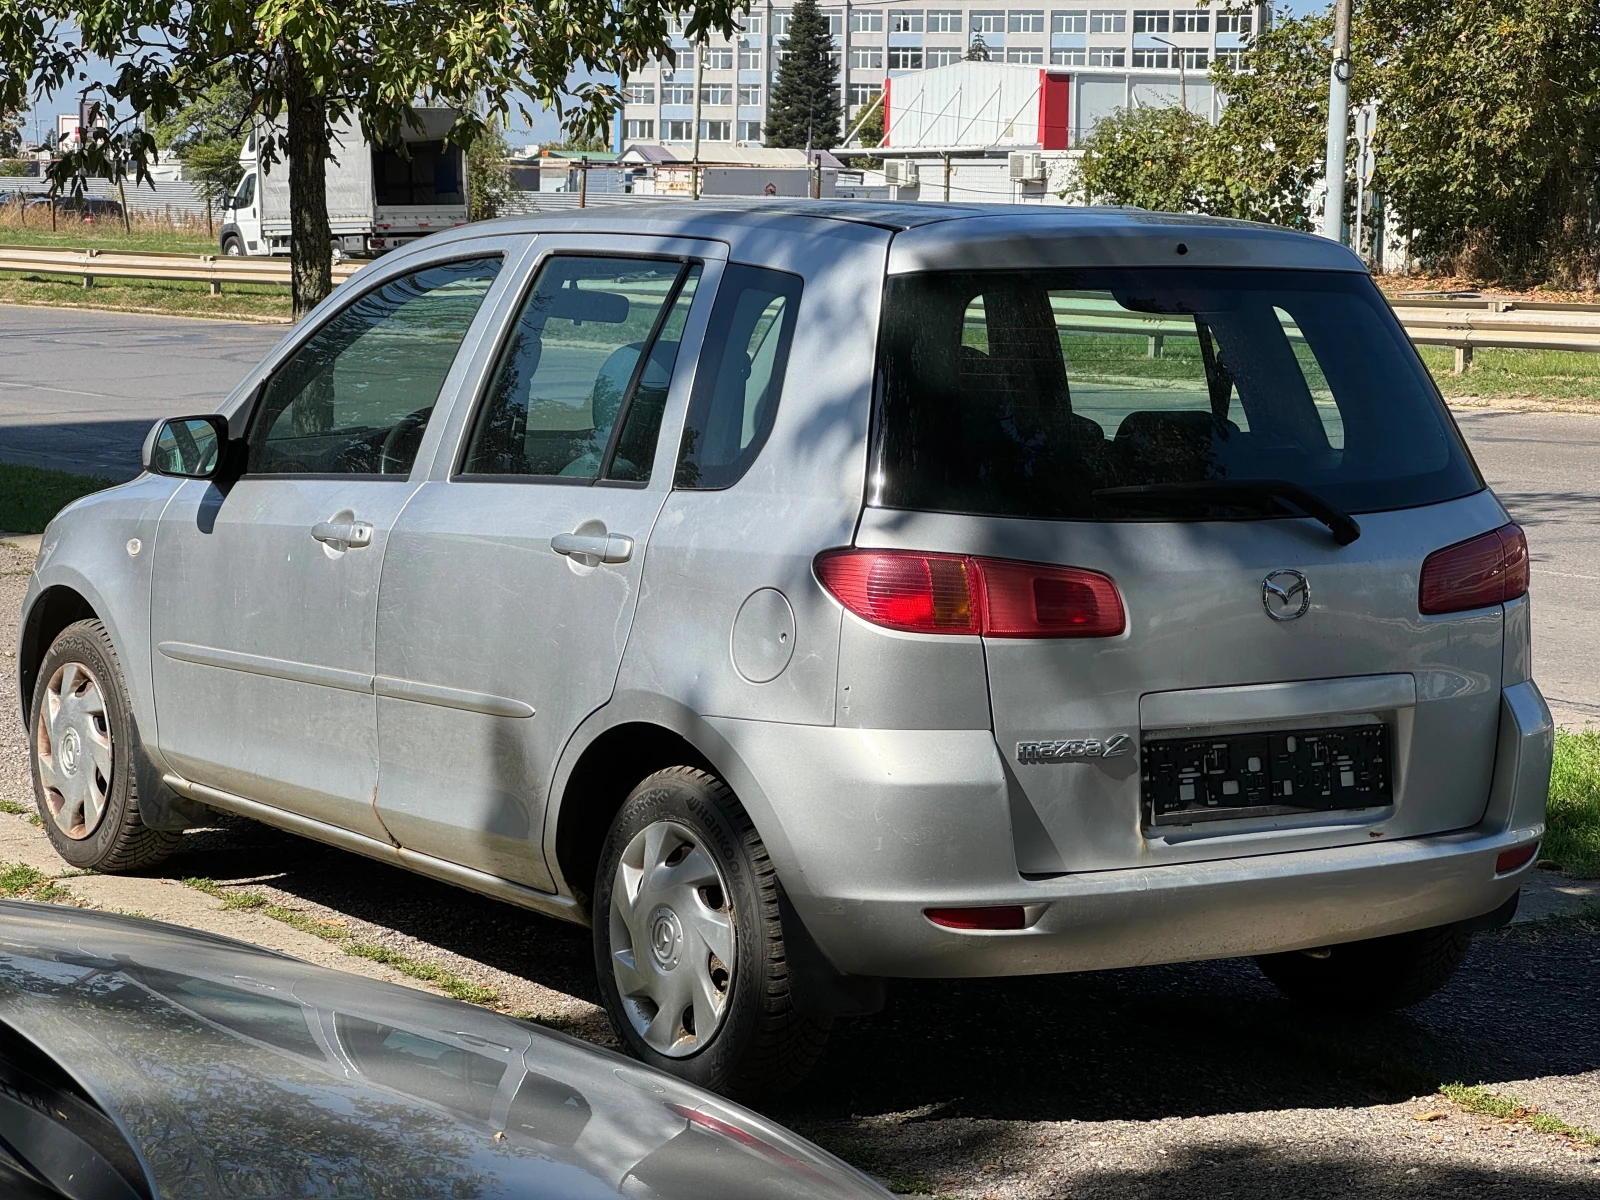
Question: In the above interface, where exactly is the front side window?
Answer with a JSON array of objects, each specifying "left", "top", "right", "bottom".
[
  {"left": 246, "top": 257, "right": 500, "bottom": 476},
  {"left": 676, "top": 264, "right": 802, "bottom": 490},
  {"left": 233, "top": 173, "right": 256, "bottom": 209},
  {"left": 462, "top": 257, "right": 699, "bottom": 483},
  {"left": 872, "top": 268, "right": 1482, "bottom": 521}
]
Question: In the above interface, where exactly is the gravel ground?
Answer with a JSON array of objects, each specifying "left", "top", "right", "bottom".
[{"left": 5, "top": 532, "right": 1600, "bottom": 1197}]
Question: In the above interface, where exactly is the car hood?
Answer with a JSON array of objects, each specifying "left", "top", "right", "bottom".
[{"left": 0, "top": 901, "right": 884, "bottom": 1200}]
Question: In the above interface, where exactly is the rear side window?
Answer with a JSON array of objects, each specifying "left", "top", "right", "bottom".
[
  {"left": 674, "top": 264, "right": 802, "bottom": 489},
  {"left": 873, "top": 267, "right": 1481, "bottom": 520}
]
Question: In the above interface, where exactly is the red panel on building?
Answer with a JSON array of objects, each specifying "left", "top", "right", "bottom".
[
  {"left": 882, "top": 77, "right": 892, "bottom": 148},
  {"left": 1037, "top": 71, "right": 1070, "bottom": 150}
]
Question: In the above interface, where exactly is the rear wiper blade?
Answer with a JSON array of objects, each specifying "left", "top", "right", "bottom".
[{"left": 1092, "top": 479, "right": 1362, "bottom": 546}]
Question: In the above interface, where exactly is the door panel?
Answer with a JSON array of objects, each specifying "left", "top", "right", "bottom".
[
  {"left": 374, "top": 240, "right": 723, "bottom": 888},
  {"left": 150, "top": 254, "right": 506, "bottom": 835}
]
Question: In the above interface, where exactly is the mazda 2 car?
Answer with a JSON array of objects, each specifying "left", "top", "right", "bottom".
[{"left": 20, "top": 203, "right": 1553, "bottom": 1097}]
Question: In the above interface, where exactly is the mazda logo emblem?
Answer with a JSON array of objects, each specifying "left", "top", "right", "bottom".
[{"left": 1262, "top": 569, "right": 1311, "bottom": 621}]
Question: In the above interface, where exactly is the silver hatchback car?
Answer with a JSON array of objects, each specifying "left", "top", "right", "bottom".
[{"left": 21, "top": 203, "right": 1553, "bottom": 1097}]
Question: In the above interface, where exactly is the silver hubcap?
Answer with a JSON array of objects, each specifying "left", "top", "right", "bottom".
[
  {"left": 35, "top": 661, "right": 113, "bottom": 840},
  {"left": 608, "top": 820, "right": 736, "bottom": 1057}
]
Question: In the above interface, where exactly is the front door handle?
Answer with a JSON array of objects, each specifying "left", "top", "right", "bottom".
[
  {"left": 312, "top": 519, "right": 373, "bottom": 550},
  {"left": 550, "top": 532, "right": 633, "bottom": 564}
]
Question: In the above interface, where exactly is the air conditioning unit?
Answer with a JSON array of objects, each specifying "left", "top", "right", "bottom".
[
  {"left": 884, "top": 159, "right": 919, "bottom": 186},
  {"left": 1009, "top": 151, "right": 1046, "bottom": 183}
]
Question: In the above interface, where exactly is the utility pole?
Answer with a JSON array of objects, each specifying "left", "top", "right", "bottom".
[
  {"left": 691, "top": 38, "right": 705, "bottom": 200},
  {"left": 1320, "top": 0, "right": 1352, "bottom": 242}
]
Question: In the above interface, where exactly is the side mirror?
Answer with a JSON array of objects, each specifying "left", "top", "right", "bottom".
[{"left": 143, "top": 415, "right": 228, "bottom": 479}]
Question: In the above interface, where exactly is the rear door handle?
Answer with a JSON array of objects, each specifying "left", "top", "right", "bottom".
[
  {"left": 311, "top": 519, "right": 373, "bottom": 550},
  {"left": 550, "top": 532, "right": 633, "bottom": 564}
]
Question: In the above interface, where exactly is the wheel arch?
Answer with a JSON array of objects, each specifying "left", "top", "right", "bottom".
[
  {"left": 19, "top": 585, "right": 99, "bottom": 727},
  {"left": 544, "top": 695, "right": 798, "bottom": 922}
]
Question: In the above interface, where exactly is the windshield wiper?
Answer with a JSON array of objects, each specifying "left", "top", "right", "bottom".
[{"left": 1092, "top": 479, "right": 1362, "bottom": 546}]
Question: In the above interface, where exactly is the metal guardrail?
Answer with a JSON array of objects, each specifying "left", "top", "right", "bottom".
[{"left": 0, "top": 245, "right": 364, "bottom": 293}]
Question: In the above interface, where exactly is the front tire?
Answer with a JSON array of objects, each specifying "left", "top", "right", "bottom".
[
  {"left": 29, "top": 620, "right": 180, "bottom": 872},
  {"left": 221, "top": 234, "right": 244, "bottom": 256},
  {"left": 1256, "top": 923, "right": 1472, "bottom": 1011},
  {"left": 592, "top": 767, "right": 831, "bottom": 1098}
]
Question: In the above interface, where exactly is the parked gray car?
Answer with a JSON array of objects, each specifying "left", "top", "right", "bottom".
[
  {"left": 0, "top": 900, "right": 889, "bottom": 1199},
  {"left": 19, "top": 203, "right": 1553, "bottom": 1098}
]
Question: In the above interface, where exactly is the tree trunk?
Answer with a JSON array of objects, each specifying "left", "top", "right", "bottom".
[{"left": 283, "top": 43, "right": 333, "bottom": 320}]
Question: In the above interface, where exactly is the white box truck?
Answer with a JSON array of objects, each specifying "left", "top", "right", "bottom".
[{"left": 220, "top": 108, "right": 469, "bottom": 257}]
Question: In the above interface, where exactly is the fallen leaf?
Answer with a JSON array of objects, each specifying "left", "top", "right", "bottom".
[
  {"left": 1430, "top": 1133, "right": 1444, "bottom": 1144},
  {"left": 493, "top": 1131, "right": 505, "bottom": 1142},
  {"left": 1413, "top": 1111, "right": 1449, "bottom": 1122}
]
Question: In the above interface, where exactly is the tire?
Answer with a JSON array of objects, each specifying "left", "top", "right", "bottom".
[
  {"left": 1256, "top": 923, "right": 1472, "bottom": 1011},
  {"left": 592, "top": 766, "right": 831, "bottom": 1098},
  {"left": 221, "top": 235, "right": 244, "bottom": 256},
  {"left": 28, "top": 620, "right": 180, "bottom": 872}
]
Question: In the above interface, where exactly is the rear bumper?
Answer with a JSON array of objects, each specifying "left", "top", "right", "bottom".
[{"left": 712, "top": 680, "right": 1553, "bottom": 979}]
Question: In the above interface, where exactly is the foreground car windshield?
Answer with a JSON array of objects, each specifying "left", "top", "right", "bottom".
[{"left": 871, "top": 266, "right": 1482, "bottom": 520}]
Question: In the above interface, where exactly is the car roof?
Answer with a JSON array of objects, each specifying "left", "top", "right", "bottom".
[{"left": 409, "top": 200, "right": 1364, "bottom": 275}]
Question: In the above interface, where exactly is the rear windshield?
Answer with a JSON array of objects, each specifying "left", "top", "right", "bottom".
[{"left": 871, "top": 267, "right": 1482, "bottom": 520}]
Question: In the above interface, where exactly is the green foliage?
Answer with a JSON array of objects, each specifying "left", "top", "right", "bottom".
[
  {"left": 0, "top": 463, "right": 112, "bottom": 535},
  {"left": 766, "top": 0, "right": 843, "bottom": 149},
  {"left": 1545, "top": 729, "right": 1600, "bottom": 877},
  {"left": 1369, "top": 0, "right": 1600, "bottom": 286},
  {"left": 0, "top": 103, "right": 22, "bottom": 156},
  {"left": 0, "top": 159, "right": 31, "bottom": 176},
  {"left": 1073, "top": 104, "right": 1213, "bottom": 213},
  {"left": 845, "top": 97, "right": 883, "bottom": 169},
  {"left": 467, "top": 122, "right": 514, "bottom": 221}
]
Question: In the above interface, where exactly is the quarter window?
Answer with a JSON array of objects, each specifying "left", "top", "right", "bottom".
[
  {"left": 461, "top": 257, "right": 698, "bottom": 482},
  {"left": 246, "top": 257, "right": 500, "bottom": 476},
  {"left": 675, "top": 265, "right": 802, "bottom": 490}
]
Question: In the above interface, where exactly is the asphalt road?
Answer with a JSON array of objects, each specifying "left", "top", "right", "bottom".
[{"left": 0, "top": 305, "right": 284, "bottom": 478}]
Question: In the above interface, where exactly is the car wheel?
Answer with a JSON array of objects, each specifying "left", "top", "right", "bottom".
[
  {"left": 593, "top": 766, "right": 831, "bottom": 1098},
  {"left": 29, "top": 620, "right": 180, "bottom": 872},
  {"left": 221, "top": 235, "right": 244, "bottom": 256},
  {"left": 1256, "top": 923, "right": 1472, "bottom": 1011}
]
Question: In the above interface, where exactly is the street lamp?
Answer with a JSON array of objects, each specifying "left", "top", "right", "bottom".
[{"left": 1150, "top": 35, "right": 1185, "bottom": 112}]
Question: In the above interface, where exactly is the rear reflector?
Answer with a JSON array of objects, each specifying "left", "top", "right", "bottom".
[
  {"left": 816, "top": 550, "right": 1125, "bottom": 638},
  {"left": 1494, "top": 842, "right": 1539, "bottom": 874},
  {"left": 925, "top": 905, "right": 1028, "bottom": 930},
  {"left": 1419, "top": 523, "right": 1529, "bottom": 615}
]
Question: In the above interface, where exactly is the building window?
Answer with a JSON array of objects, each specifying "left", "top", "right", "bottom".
[
  {"left": 772, "top": 11, "right": 792, "bottom": 35},
  {"left": 704, "top": 46, "right": 734, "bottom": 69},
  {"left": 849, "top": 82, "right": 883, "bottom": 106},
  {"left": 1180, "top": 46, "right": 1208, "bottom": 68},
  {"left": 1087, "top": 45, "right": 1125, "bottom": 65},
  {"left": 624, "top": 119, "right": 655, "bottom": 140},
  {"left": 700, "top": 84, "right": 733, "bottom": 106},
  {"left": 890, "top": 9, "right": 925, "bottom": 32},
  {"left": 661, "top": 83, "right": 694, "bottom": 105},
  {"left": 1212, "top": 47, "right": 1242, "bottom": 68},
  {"left": 1052, "top": 9, "right": 1087, "bottom": 33},
  {"left": 1050, "top": 46, "right": 1086, "bottom": 64},
  {"left": 738, "top": 84, "right": 762, "bottom": 106},
  {"left": 850, "top": 45, "right": 884, "bottom": 68},
  {"left": 826, "top": 11, "right": 844, "bottom": 34},
  {"left": 1088, "top": 9, "right": 1125, "bottom": 33},
  {"left": 971, "top": 10, "right": 1006, "bottom": 33},
  {"left": 1216, "top": 11, "right": 1251, "bottom": 33},
  {"left": 1172, "top": 10, "right": 1208, "bottom": 32},
  {"left": 1131, "top": 46, "right": 1168, "bottom": 67},
  {"left": 1132, "top": 10, "right": 1170, "bottom": 33},
  {"left": 1005, "top": 45, "right": 1044, "bottom": 62},
  {"left": 740, "top": 11, "right": 763, "bottom": 33},
  {"left": 888, "top": 46, "right": 925, "bottom": 68},
  {"left": 663, "top": 120, "right": 693, "bottom": 141},
  {"left": 851, "top": 10, "right": 884, "bottom": 32},
  {"left": 1008, "top": 10, "right": 1045, "bottom": 32},
  {"left": 926, "top": 45, "right": 963, "bottom": 66},
  {"left": 700, "top": 120, "right": 732, "bottom": 141},
  {"left": 624, "top": 82, "right": 655, "bottom": 104},
  {"left": 737, "top": 120, "right": 763, "bottom": 141},
  {"left": 927, "top": 9, "right": 963, "bottom": 32}
]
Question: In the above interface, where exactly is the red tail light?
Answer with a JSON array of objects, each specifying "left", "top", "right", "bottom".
[
  {"left": 1418, "top": 523, "right": 1528, "bottom": 615},
  {"left": 815, "top": 550, "right": 1125, "bottom": 638},
  {"left": 1494, "top": 842, "right": 1539, "bottom": 874},
  {"left": 925, "top": 905, "right": 1028, "bottom": 930}
]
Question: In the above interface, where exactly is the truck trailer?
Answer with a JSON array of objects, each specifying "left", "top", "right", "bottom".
[{"left": 220, "top": 109, "right": 469, "bottom": 258}]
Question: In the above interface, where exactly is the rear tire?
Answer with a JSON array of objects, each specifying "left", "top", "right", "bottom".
[
  {"left": 29, "top": 620, "right": 180, "bottom": 872},
  {"left": 1256, "top": 923, "right": 1472, "bottom": 1010},
  {"left": 592, "top": 766, "right": 831, "bottom": 1099}
]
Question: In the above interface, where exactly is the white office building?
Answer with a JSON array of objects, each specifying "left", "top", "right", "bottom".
[{"left": 621, "top": 3, "right": 1268, "bottom": 151}]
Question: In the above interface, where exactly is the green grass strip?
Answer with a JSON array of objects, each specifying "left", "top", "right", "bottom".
[
  {"left": 1545, "top": 729, "right": 1600, "bottom": 877},
  {"left": 344, "top": 943, "right": 499, "bottom": 1004},
  {"left": 0, "top": 861, "right": 72, "bottom": 903},
  {"left": 1442, "top": 1083, "right": 1600, "bottom": 1145},
  {"left": 0, "top": 799, "right": 28, "bottom": 815},
  {"left": 0, "top": 462, "right": 115, "bottom": 535}
]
